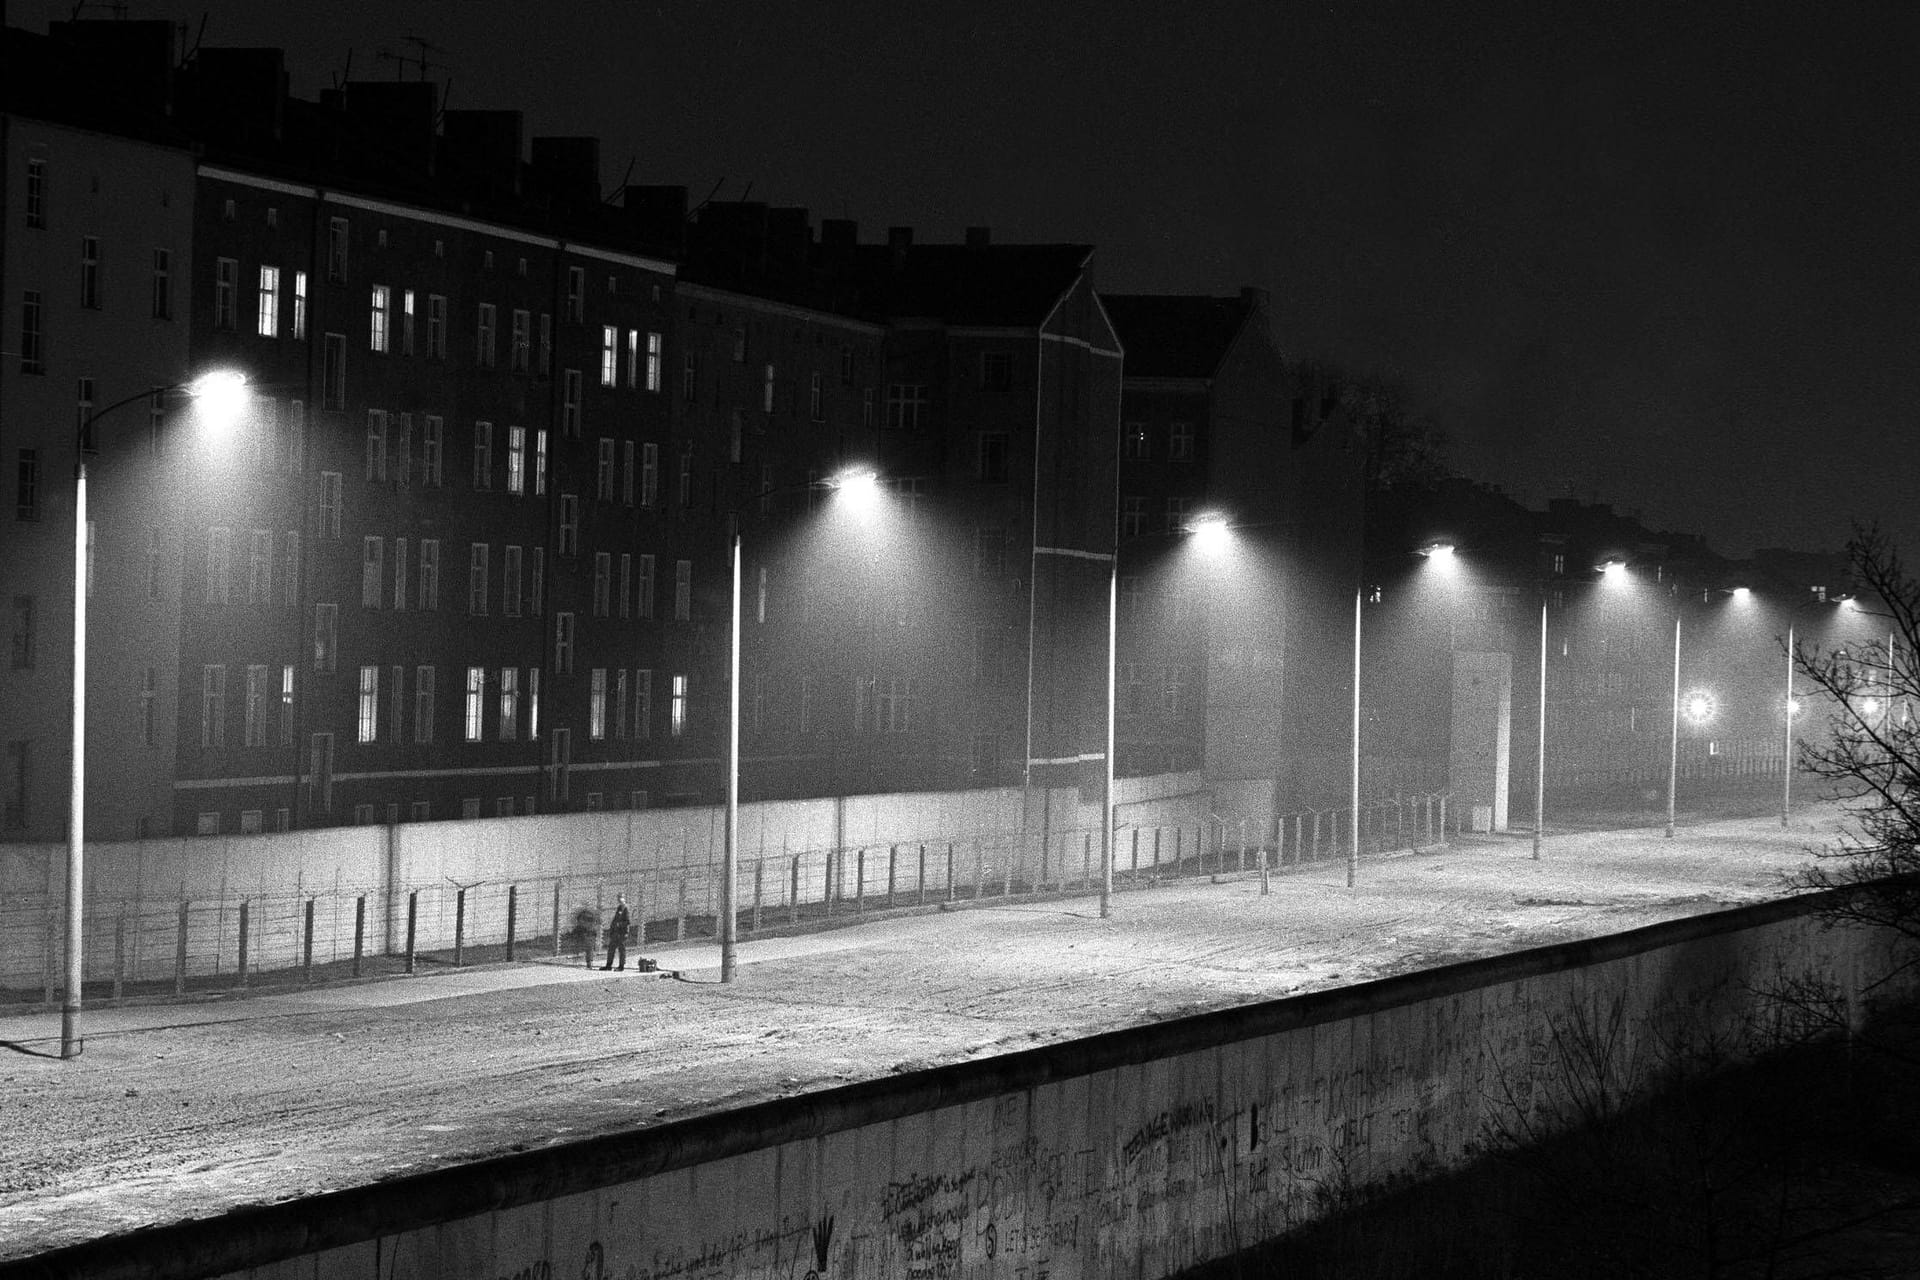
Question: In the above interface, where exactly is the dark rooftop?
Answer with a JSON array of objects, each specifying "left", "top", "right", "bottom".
[{"left": 1101, "top": 293, "right": 1254, "bottom": 379}]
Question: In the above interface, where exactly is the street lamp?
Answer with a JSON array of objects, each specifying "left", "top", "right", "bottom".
[
  {"left": 721, "top": 466, "right": 879, "bottom": 983},
  {"left": 63, "top": 370, "right": 247, "bottom": 1059}
]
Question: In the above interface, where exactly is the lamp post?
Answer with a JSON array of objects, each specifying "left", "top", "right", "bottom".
[
  {"left": 721, "top": 467, "right": 879, "bottom": 984},
  {"left": 62, "top": 370, "right": 247, "bottom": 1059}
]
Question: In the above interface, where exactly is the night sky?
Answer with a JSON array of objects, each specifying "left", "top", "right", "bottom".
[{"left": 29, "top": 0, "right": 1919, "bottom": 560}]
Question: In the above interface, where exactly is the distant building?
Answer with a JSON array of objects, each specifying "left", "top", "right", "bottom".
[{"left": 1103, "top": 290, "right": 1366, "bottom": 811}]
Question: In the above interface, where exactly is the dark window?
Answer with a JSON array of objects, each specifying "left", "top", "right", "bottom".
[
  {"left": 981, "top": 351, "right": 1013, "bottom": 392},
  {"left": 16, "top": 449, "right": 40, "bottom": 521},
  {"left": 9, "top": 596, "right": 33, "bottom": 668},
  {"left": 978, "top": 432, "right": 1010, "bottom": 483}
]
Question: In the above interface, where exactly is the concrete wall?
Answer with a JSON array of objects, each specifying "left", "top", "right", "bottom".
[
  {"left": 28, "top": 890, "right": 1908, "bottom": 1280},
  {"left": 1, "top": 775, "right": 1219, "bottom": 986}
]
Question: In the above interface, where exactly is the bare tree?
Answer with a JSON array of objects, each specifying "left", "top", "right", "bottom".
[{"left": 1789, "top": 522, "right": 1920, "bottom": 992}]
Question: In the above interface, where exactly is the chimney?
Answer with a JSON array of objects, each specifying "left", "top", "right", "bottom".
[
  {"left": 49, "top": 20, "right": 177, "bottom": 117},
  {"left": 888, "top": 225, "right": 913, "bottom": 271},
  {"left": 344, "top": 80, "right": 439, "bottom": 175},
  {"left": 965, "top": 225, "right": 992, "bottom": 250},
  {"left": 819, "top": 219, "right": 858, "bottom": 259},
  {"left": 184, "top": 47, "right": 288, "bottom": 145},
  {"left": 767, "top": 207, "right": 812, "bottom": 277},
  {"left": 442, "top": 110, "right": 524, "bottom": 198},
  {"left": 531, "top": 136, "right": 602, "bottom": 209},
  {"left": 623, "top": 185, "right": 688, "bottom": 254}
]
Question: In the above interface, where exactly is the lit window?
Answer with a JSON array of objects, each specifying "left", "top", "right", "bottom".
[
  {"left": 256, "top": 266, "right": 280, "bottom": 337},
  {"left": 498, "top": 667, "right": 519, "bottom": 741},
  {"left": 357, "top": 665, "right": 380, "bottom": 743},
  {"left": 292, "top": 271, "right": 308, "bottom": 339},
  {"left": 369, "top": 285, "right": 390, "bottom": 352},
  {"left": 507, "top": 425, "right": 526, "bottom": 495},
  {"left": 646, "top": 332, "right": 662, "bottom": 391},
  {"left": 464, "top": 667, "right": 486, "bottom": 741},
  {"left": 589, "top": 668, "right": 607, "bottom": 740},
  {"left": 670, "top": 673, "right": 688, "bottom": 737}
]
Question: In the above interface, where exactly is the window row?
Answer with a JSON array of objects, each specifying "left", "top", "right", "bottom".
[
  {"left": 202, "top": 527, "right": 303, "bottom": 608},
  {"left": 1122, "top": 420, "right": 1197, "bottom": 462},
  {"left": 195, "top": 663, "right": 298, "bottom": 749}
]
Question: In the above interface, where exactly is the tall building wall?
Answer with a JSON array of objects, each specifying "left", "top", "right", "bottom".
[{"left": 0, "top": 115, "right": 197, "bottom": 841}]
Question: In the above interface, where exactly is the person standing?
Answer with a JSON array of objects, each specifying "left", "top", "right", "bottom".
[{"left": 602, "top": 894, "right": 632, "bottom": 971}]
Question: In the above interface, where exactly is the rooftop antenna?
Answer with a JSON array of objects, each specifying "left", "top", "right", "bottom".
[{"left": 606, "top": 157, "right": 636, "bottom": 205}]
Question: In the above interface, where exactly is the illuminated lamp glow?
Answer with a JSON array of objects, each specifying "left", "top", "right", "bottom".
[
  {"left": 189, "top": 369, "right": 250, "bottom": 439},
  {"left": 828, "top": 467, "right": 882, "bottom": 515},
  {"left": 1682, "top": 689, "right": 1718, "bottom": 724},
  {"left": 1418, "top": 541, "right": 1456, "bottom": 560},
  {"left": 1599, "top": 560, "right": 1631, "bottom": 586},
  {"left": 1185, "top": 513, "right": 1233, "bottom": 555},
  {"left": 1729, "top": 586, "right": 1752, "bottom": 602},
  {"left": 1860, "top": 696, "right": 1883, "bottom": 719}
]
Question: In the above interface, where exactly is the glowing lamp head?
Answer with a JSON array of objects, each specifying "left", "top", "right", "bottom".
[
  {"left": 1418, "top": 541, "right": 1455, "bottom": 560},
  {"left": 1729, "top": 586, "right": 1751, "bottom": 603},
  {"left": 1860, "top": 696, "right": 1883, "bottom": 719},
  {"left": 1185, "top": 512, "right": 1233, "bottom": 555},
  {"left": 1598, "top": 560, "right": 1631, "bottom": 587},
  {"left": 828, "top": 467, "right": 882, "bottom": 515},
  {"left": 1682, "top": 690, "right": 1718, "bottom": 725},
  {"left": 1786, "top": 696, "right": 1803, "bottom": 719},
  {"left": 189, "top": 369, "right": 249, "bottom": 438}
]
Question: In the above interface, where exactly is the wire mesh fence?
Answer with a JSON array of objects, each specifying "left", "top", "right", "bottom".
[{"left": 2, "top": 792, "right": 1452, "bottom": 1006}]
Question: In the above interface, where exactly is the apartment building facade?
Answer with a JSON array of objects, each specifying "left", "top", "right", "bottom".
[{"left": 1, "top": 98, "right": 200, "bottom": 841}]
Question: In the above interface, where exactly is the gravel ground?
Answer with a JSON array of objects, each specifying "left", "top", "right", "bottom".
[{"left": 0, "top": 806, "right": 1852, "bottom": 1262}]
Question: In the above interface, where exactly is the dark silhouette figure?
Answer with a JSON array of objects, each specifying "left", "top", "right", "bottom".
[{"left": 602, "top": 895, "right": 631, "bottom": 971}]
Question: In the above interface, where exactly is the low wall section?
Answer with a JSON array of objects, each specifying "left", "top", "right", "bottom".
[
  {"left": 0, "top": 777, "right": 1217, "bottom": 988},
  {"left": 16, "top": 890, "right": 1910, "bottom": 1280}
]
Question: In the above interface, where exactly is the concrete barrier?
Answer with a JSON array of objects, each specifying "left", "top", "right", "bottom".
[{"left": 13, "top": 890, "right": 1903, "bottom": 1280}]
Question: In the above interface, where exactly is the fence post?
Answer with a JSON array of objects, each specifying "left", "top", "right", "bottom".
[
  {"left": 354, "top": 895, "right": 366, "bottom": 978},
  {"left": 856, "top": 849, "right": 867, "bottom": 915},
  {"left": 1039, "top": 832, "right": 1049, "bottom": 891},
  {"left": 918, "top": 844, "right": 928, "bottom": 907},
  {"left": 1260, "top": 846, "right": 1270, "bottom": 896},
  {"left": 1239, "top": 819, "right": 1248, "bottom": 873},
  {"left": 112, "top": 913, "right": 126, "bottom": 1002},
  {"left": 676, "top": 873, "right": 688, "bottom": 941},
  {"left": 506, "top": 885, "right": 519, "bottom": 962},
  {"left": 236, "top": 901, "right": 251, "bottom": 989},
  {"left": 1154, "top": 827, "right": 1164, "bottom": 872},
  {"left": 790, "top": 856, "right": 801, "bottom": 925},
  {"left": 175, "top": 900, "right": 189, "bottom": 995},
  {"left": 752, "top": 858, "right": 764, "bottom": 933},
  {"left": 1131, "top": 829, "right": 1140, "bottom": 880},
  {"left": 825, "top": 854, "right": 836, "bottom": 919},
  {"left": 1002, "top": 841, "right": 1014, "bottom": 897},
  {"left": 453, "top": 888, "right": 467, "bottom": 968},
  {"left": 1312, "top": 811, "right": 1322, "bottom": 859},
  {"left": 551, "top": 882, "right": 562, "bottom": 957},
  {"left": 405, "top": 892, "right": 418, "bottom": 974},
  {"left": 1440, "top": 793, "right": 1450, "bottom": 840},
  {"left": 1294, "top": 813, "right": 1303, "bottom": 863},
  {"left": 974, "top": 840, "right": 986, "bottom": 900},
  {"left": 887, "top": 844, "right": 899, "bottom": 906},
  {"left": 1082, "top": 833, "right": 1092, "bottom": 891},
  {"left": 947, "top": 843, "right": 958, "bottom": 903},
  {"left": 303, "top": 898, "right": 316, "bottom": 983},
  {"left": 43, "top": 915, "right": 55, "bottom": 1007}
]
